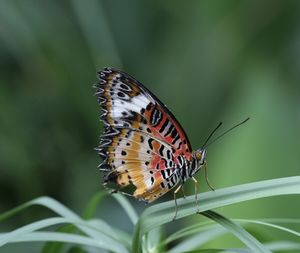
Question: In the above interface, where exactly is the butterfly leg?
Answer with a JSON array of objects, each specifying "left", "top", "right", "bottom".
[
  {"left": 181, "top": 184, "right": 186, "bottom": 199},
  {"left": 191, "top": 176, "right": 200, "bottom": 213},
  {"left": 172, "top": 184, "right": 183, "bottom": 221},
  {"left": 204, "top": 161, "right": 215, "bottom": 191}
]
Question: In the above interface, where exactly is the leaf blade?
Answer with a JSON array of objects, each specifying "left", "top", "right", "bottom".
[
  {"left": 133, "top": 176, "right": 300, "bottom": 252},
  {"left": 201, "top": 211, "right": 271, "bottom": 253}
]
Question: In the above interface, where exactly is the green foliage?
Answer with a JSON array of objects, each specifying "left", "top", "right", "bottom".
[
  {"left": 1, "top": 1, "right": 300, "bottom": 252},
  {"left": 1, "top": 177, "right": 300, "bottom": 252}
]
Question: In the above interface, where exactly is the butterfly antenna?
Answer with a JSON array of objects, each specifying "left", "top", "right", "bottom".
[
  {"left": 201, "top": 122, "right": 223, "bottom": 148},
  {"left": 203, "top": 117, "right": 250, "bottom": 148}
]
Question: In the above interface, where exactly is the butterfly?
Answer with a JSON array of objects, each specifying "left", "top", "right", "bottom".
[{"left": 94, "top": 67, "right": 249, "bottom": 220}]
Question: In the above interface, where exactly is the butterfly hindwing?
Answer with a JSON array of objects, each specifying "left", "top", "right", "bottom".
[{"left": 95, "top": 67, "right": 191, "bottom": 202}]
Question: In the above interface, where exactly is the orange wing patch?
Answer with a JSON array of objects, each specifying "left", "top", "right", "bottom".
[{"left": 103, "top": 127, "right": 177, "bottom": 202}]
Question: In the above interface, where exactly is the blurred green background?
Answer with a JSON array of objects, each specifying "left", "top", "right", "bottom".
[{"left": 1, "top": 0, "right": 300, "bottom": 252}]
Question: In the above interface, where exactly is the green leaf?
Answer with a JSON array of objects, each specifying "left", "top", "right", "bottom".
[
  {"left": 264, "top": 241, "right": 300, "bottom": 251},
  {"left": 165, "top": 222, "right": 219, "bottom": 245},
  {"left": 0, "top": 197, "right": 129, "bottom": 253},
  {"left": 42, "top": 224, "right": 78, "bottom": 253},
  {"left": 82, "top": 191, "right": 106, "bottom": 220},
  {"left": 143, "top": 227, "right": 163, "bottom": 253},
  {"left": 258, "top": 218, "right": 300, "bottom": 224},
  {"left": 167, "top": 226, "right": 226, "bottom": 253},
  {"left": 0, "top": 218, "right": 66, "bottom": 247},
  {"left": 112, "top": 194, "right": 138, "bottom": 225},
  {"left": 179, "top": 250, "right": 249, "bottom": 253},
  {"left": 4, "top": 231, "right": 112, "bottom": 249},
  {"left": 0, "top": 217, "right": 127, "bottom": 252},
  {"left": 201, "top": 211, "right": 271, "bottom": 253},
  {"left": 0, "top": 197, "right": 81, "bottom": 222},
  {"left": 87, "top": 219, "right": 131, "bottom": 249},
  {"left": 42, "top": 191, "right": 107, "bottom": 253},
  {"left": 165, "top": 217, "right": 300, "bottom": 250},
  {"left": 133, "top": 176, "right": 300, "bottom": 252},
  {"left": 235, "top": 219, "right": 300, "bottom": 237}
]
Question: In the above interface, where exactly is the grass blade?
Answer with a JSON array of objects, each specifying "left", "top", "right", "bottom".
[
  {"left": 0, "top": 217, "right": 128, "bottom": 252},
  {"left": 143, "top": 227, "right": 163, "bottom": 253},
  {"left": 82, "top": 191, "right": 106, "bottom": 220},
  {"left": 166, "top": 217, "right": 300, "bottom": 248},
  {"left": 112, "top": 194, "right": 138, "bottom": 225},
  {"left": 176, "top": 250, "right": 249, "bottom": 253},
  {"left": 0, "top": 217, "right": 68, "bottom": 247},
  {"left": 235, "top": 219, "right": 300, "bottom": 237},
  {"left": 0, "top": 197, "right": 129, "bottom": 253},
  {"left": 165, "top": 222, "right": 218, "bottom": 245},
  {"left": 42, "top": 224, "right": 78, "bottom": 253},
  {"left": 264, "top": 241, "right": 300, "bottom": 251},
  {"left": 133, "top": 176, "right": 300, "bottom": 252},
  {"left": 4, "top": 231, "right": 109, "bottom": 249},
  {"left": 87, "top": 219, "right": 131, "bottom": 249},
  {"left": 42, "top": 191, "right": 106, "bottom": 253},
  {"left": 168, "top": 226, "right": 226, "bottom": 253},
  {"left": 201, "top": 211, "right": 271, "bottom": 253}
]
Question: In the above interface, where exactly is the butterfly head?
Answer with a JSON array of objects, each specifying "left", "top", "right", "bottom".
[{"left": 193, "top": 148, "right": 206, "bottom": 167}]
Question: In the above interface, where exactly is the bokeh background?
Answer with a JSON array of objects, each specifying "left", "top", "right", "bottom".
[{"left": 0, "top": 0, "right": 300, "bottom": 252}]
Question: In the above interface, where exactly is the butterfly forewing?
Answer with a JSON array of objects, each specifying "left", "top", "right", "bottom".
[{"left": 95, "top": 67, "right": 192, "bottom": 202}]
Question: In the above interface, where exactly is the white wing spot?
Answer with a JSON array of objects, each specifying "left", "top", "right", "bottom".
[{"left": 111, "top": 94, "right": 151, "bottom": 118}]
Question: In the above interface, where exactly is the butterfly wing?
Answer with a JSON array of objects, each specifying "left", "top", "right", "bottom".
[{"left": 95, "top": 67, "right": 191, "bottom": 202}]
